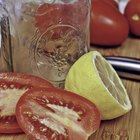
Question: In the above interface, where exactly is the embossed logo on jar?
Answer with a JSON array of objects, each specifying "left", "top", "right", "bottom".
[{"left": 31, "top": 24, "right": 86, "bottom": 81}]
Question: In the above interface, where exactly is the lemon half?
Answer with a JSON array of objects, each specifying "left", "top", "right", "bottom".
[{"left": 65, "top": 51, "right": 132, "bottom": 120}]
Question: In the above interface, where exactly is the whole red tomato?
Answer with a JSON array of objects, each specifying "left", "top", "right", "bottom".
[
  {"left": 90, "top": 0, "right": 129, "bottom": 46},
  {"left": 124, "top": 0, "right": 140, "bottom": 36},
  {"left": 16, "top": 88, "right": 100, "bottom": 140}
]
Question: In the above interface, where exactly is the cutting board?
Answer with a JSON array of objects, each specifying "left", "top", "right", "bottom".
[{"left": 0, "top": 37, "right": 140, "bottom": 140}]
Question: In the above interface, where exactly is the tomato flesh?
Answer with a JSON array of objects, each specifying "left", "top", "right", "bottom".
[
  {"left": 0, "top": 72, "right": 53, "bottom": 133},
  {"left": 16, "top": 88, "right": 100, "bottom": 140},
  {"left": 0, "top": 84, "right": 27, "bottom": 133}
]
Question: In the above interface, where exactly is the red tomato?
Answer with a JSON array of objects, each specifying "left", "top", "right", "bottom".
[
  {"left": 35, "top": 4, "right": 64, "bottom": 32},
  {"left": 0, "top": 72, "right": 53, "bottom": 133},
  {"left": 92, "top": 0, "right": 118, "bottom": 9},
  {"left": 35, "top": 2, "right": 87, "bottom": 33},
  {"left": 124, "top": 0, "right": 140, "bottom": 36},
  {"left": 16, "top": 88, "right": 100, "bottom": 140},
  {"left": 90, "top": 1, "right": 129, "bottom": 46},
  {"left": 103, "top": 0, "right": 118, "bottom": 8}
]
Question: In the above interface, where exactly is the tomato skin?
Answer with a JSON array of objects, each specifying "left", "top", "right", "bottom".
[
  {"left": 104, "top": 0, "right": 118, "bottom": 8},
  {"left": 124, "top": 0, "right": 140, "bottom": 36},
  {"left": 93, "top": 0, "right": 118, "bottom": 9},
  {"left": 16, "top": 88, "right": 100, "bottom": 140},
  {"left": 0, "top": 120, "right": 23, "bottom": 134},
  {"left": 90, "top": 1, "right": 129, "bottom": 46},
  {"left": 0, "top": 72, "right": 53, "bottom": 88},
  {"left": 0, "top": 72, "right": 53, "bottom": 134}
]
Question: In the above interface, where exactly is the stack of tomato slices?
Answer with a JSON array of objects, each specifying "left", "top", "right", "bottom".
[{"left": 0, "top": 72, "right": 100, "bottom": 140}]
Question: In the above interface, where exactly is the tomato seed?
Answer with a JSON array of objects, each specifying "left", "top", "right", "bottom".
[
  {"left": 33, "top": 96, "right": 48, "bottom": 105},
  {"left": 51, "top": 133, "right": 57, "bottom": 139},
  {"left": 3, "top": 85, "right": 8, "bottom": 89},
  {"left": 45, "top": 98, "right": 50, "bottom": 103},
  {"left": 59, "top": 101, "right": 63, "bottom": 105},
  {"left": 77, "top": 111, "right": 83, "bottom": 115},
  {"left": 40, "top": 126, "right": 47, "bottom": 132},
  {"left": 32, "top": 115, "right": 39, "bottom": 121},
  {"left": 10, "top": 84, "right": 15, "bottom": 88},
  {"left": 0, "top": 115, "right": 16, "bottom": 122},
  {"left": 23, "top": 111, "right": 33, "bottom": 117}
]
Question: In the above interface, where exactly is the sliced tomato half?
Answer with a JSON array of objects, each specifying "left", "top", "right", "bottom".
[
  {"left": 0, "top": 72, "right": 53, "bottom": 133},
  {"left": 16, "top": 88, "right": 100, "bottom": 140}
]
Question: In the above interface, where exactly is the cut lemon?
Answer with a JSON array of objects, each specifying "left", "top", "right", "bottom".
[{"left": 65, "top": 51, "right": 132, "bottom": 120}]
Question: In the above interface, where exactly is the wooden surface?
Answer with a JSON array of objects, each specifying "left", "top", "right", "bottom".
[{"left": 0, "top": 37, "right": 140, "bottom": 140}]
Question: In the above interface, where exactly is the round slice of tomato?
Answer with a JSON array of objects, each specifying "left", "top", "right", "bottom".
[
  {"left": 16, "top": 88, "right": 100, "bottom": 140},
  {"left": 0, "top": 72, "right": 53, "bottom": 134}
]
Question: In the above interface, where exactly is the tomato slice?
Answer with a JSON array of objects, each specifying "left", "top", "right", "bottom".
[
  {"left": 16, "top": 88, "right": 100, "bottom": 140},
  {"left": 0, "top": 72, "right": 53, "bottom": 133}
]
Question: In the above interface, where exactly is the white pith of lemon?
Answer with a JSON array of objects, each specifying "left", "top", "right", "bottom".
[{"left": 65, "top": 51, "right": 132, "bottom": 120}]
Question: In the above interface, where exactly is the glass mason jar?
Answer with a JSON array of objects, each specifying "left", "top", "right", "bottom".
[
  {"left": 0, "top": 2, "right": 12, "bottom": 72},
  {"left": 0, "top": 0, "right": 91, "bottom": 87}
]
